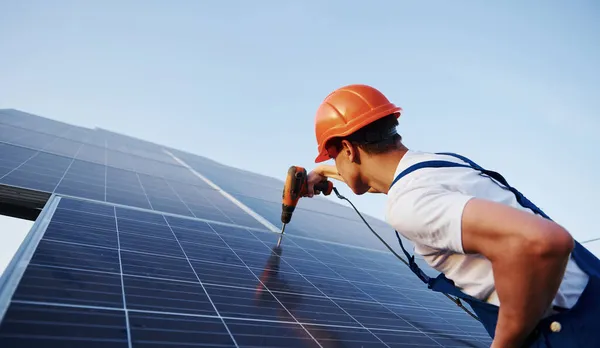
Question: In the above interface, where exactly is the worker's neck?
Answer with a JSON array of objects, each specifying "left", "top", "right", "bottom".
[{"left": 362, "top": 147, "right": 408, "bottom": 194}]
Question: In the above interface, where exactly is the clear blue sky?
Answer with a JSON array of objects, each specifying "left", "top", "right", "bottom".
[{"left": 1, "top": 1, "right": 598, "bottom": 249}]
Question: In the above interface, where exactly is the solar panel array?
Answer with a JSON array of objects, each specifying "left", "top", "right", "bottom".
[{"left": 0, "top": 109, "right": 492, "bottom": 347}]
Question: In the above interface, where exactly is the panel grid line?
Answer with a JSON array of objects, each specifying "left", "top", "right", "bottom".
[
  {"left": 0, "top": 150, "right": 41, "bottom": 181},
  {"left": 243, "top": 235, "right": 403, "bottom": 347},
  {"left": 205, "top": 223, "right": 325, "bottom": 348},
  {"left": 161, "top": 215, "right": 240, "bottom": 348},
  {"left": 41, "top": 238, "right": 117, "bottom": 251},
  {"left": 104, "top": 139, "right": 108, "bottom": 201},
  {"left": 135, "top": 172, "right": 154, "bottom": 210},
  {"left": 333, "top": 257, "right": 486, "bottom": 339},
  {"left": 0, "top": 132, "right": 68, "bottom": 180},
  {"left": 340, "top": 254, "right": 486, "bottom": 338},
  {"left": 51, "top": 142, "right": 85, "bottom": 192},
  {"left": 269, "top": 256, "right": 393, "bottom": 346},
  {"left": 192, "top": 186, "right": 238, "bottom": 225},
  {"left": 293, "top": 238, "right": 486, "bottom": 343},
  {"left": 279, "top": 236, "right": 446, "bottom": 346},
  {"left": 28, "top": 263, "right": 121, "bottom": 277},
  {"left": 247, "top": 233, "right": 462, "bottom": 345},
  {"left": 164, "top": 179, "right": 196, "bottom": 217},
  {"left": 329, "top": 266, "right": 446, "bottom": 344},
  {"left": 113, "top": 206, "right": 133, "bottom": 348}
]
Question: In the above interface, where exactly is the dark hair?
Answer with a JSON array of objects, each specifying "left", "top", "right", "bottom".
[{"left": 328, "top": 114, "right": 402, "bottom": 155}]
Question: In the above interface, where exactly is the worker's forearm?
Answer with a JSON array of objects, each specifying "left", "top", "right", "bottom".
[
  {"left": 315, "top": 165, "right": 344, "bottom": 182},
  {"left": 314, "top": 165, "right": 380, "bottom": 193},
  {"left": 491, "top": 245, "right": 571, "bottom": 346}
]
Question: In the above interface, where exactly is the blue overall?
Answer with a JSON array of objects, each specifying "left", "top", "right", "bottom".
[{"left": 390, "top": 152, "right": 600, "bottom": 347}]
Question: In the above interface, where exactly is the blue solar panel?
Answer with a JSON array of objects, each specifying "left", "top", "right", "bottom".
[
  {"left": 0, "top": 110, "right": 492, "bottom": 347},
  {"left": 0, "top": 142, "right": 266, "bottom": 229},
  {"left": 0, "top": 124, "right": 208, "bottom": 187},
  {"left": 0, "top": 197, "right": 490, "bottom": 347}
]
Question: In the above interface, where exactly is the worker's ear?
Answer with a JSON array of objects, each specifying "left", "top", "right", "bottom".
[{"left": 340, "top": 140, "right": 360, "bottom": 164}]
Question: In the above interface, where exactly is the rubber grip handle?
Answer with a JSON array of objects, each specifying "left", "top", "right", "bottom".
[{"left": 313, "top": 181, "right": 333, "bottom": 196}]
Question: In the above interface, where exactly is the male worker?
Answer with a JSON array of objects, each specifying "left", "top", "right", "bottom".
[{"left": 304, "top": 84, "right": 600, "bottom": 348}]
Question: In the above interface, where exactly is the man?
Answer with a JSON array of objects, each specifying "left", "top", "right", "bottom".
[{"left": 304, "top": 84, "right": 599, "bottom": 347}]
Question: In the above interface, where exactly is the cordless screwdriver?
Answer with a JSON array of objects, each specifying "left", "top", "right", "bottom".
[{"left": 279, "top": 166, "right": 333, "bottom": 245}]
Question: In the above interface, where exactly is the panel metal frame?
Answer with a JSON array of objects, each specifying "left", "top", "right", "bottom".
[
  {"left": 165, "top": 149, "right": 280, "bottom": 233},
  {"left": 0, "top": 194, "right": 61, "bottom": 321}
]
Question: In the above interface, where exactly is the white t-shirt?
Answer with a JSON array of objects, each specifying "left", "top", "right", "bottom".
[{"left": 385, "top": 150, "right": 588, "bottom": 309}]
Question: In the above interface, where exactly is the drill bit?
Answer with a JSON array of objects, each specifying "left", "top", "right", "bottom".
[{"left": 277, "top": 223, "right": 286, "bottom": 247}]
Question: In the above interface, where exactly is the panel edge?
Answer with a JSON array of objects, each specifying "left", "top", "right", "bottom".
[{"left": 0, "top": 194, "right": 61, "bottom": 321}]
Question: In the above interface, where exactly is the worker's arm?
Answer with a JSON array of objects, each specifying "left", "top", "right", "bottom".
[
  {"left": 461, "top": 198, "right": 573, "bottom": 348},
  {"left": 307, "top": 165, "right": 380, "bottom": 196},
  {"left": 387, "top": 188, "right": 573, "bottom": 348}
]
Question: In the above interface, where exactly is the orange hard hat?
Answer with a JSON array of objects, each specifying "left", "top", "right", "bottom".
[{"left": 314, "top": 84, "right": 402, "bottom": 163}]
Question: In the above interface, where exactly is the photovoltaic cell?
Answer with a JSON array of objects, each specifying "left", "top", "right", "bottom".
[
  {"left": 12, "top": 265, "right": 124, "bottom": 308},
  {"left": 29, "top": 240, "right": 120, "bottom": 273},
  {"left": 0, "top": 303, "right": 129, "bottom": 348},
  {"left": 224, "top": 319, "right": 318, "bottom": 348},
  {"left": 123, "top": 276, "right": 216, "bottom": 315},
  {"left": 128, "top": 312, "right": 235, "bottom": 347}
]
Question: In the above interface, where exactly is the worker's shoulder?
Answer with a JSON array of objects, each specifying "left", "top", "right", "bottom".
[{"left": 387, "top": 150, "right": 518, "bottom": 214}]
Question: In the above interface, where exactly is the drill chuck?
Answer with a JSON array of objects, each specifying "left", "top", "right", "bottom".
[{"left": 281, "top": 205, "right": 295, "bottom": 224}]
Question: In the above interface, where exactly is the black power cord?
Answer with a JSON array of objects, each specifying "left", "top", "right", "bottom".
[{"left": 331, "top": 187, "right": 481, "bottom": 322}]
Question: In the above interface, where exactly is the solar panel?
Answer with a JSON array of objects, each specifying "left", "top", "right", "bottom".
[
  {"left": 0, "top": 111, "right": 186, "bottom": 169},
  {"left": 0, "top": 126, "right": 213, "bottom": 187},
  {"left": 0, "top": 196, "right": 490, "bottom": 347},
  {"left": 0, "top": 109, "right": 77, "bottom": 137},
  {"left": 0, "top": 143, "right": 265, "bottom": 229},
  {"left": 0, "top": 110, "right": 492, "bottom": 347}
]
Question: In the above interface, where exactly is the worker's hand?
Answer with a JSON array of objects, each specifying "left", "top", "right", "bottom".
[{"left": 305, "top": 170, "right": 328, "bottom": 197}]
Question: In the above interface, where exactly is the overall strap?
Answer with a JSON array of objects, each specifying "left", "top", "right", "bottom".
[
  {"left": 393, "top": 230, "right": 431, "bottom": 284},
  {"left": 389, "top": 152, "right": 554, "bottom": 293},
  {"left": 390, "top": 160, "right": 471, "bottom": 187},
  {"left": 437, "top": 152, "right": 551, "bottom": 220}
]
